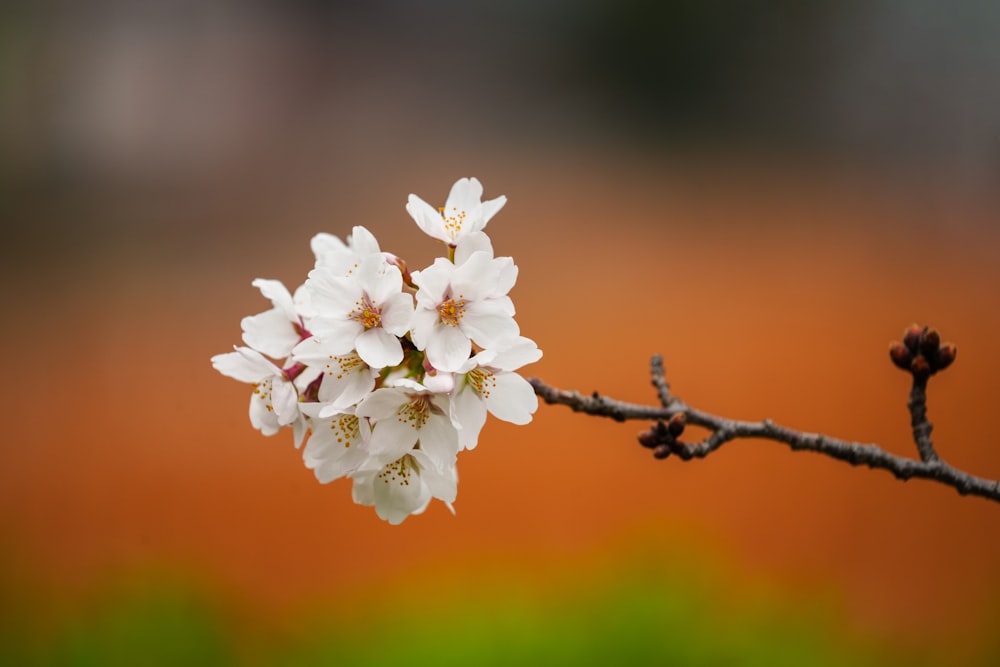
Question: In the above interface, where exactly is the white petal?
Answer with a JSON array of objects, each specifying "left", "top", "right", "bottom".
[
  {"left": 480, "top": 194, "right": 507, "bottom": 227},
  {"left": 305, "top": 317, "right": 363, "bottom": 354},
  {"left": 311, "top": 232, "right": 352, "bottom": 272},
  {"left": 350, "top": 470, "right": 376, "bottom": 506},
  {"left": 291, "top": 416, "right": 308, "bottom": 448},
  {"left": 489, "top": 336, "right": 543, "bottom": 371},
  {"left": 241, "top": 308, "right": 300, "bottom": 359},
  {"left": 426, "top": 324, "right": 472, "bottom": 373},
  {"left": 368, "top": 418, "right": 420, "bottom": 463},
  {"left": 411, "top": 449, "right": 458, "bottom": 503},
  {"left": 317, "top": 362, "right": 376, "bottom": 413},
  {"left": 454, "top": 231, "right": 494, "bottom": 265},
  {"left": 484, "top": 372, "right": 538, "bottom": 425},
  {"left": 451, "top": 386, "right": 487, "bottom": 450},
  {"left": 357, "top": 254, "right": 402, "bottom": 304},
  {"left": 355, "top": 327, "right": 403, "bottom": 369},
  {"left": 406, "top": 195, "right": 448, "bottom": 243},
  {"left": 349, "top": 226, "right": 381, "bottom": 255},
  {"left": 211, "top": 347, "right": 279, "bottom": 383},
  {"left": 410, "top": 259, "right": 454, "bottom": 303},
  {"left": 451, "top": 251, "right": 499, "bottom": 299},
  {"left": 422, "top": 370, "right": 455, "bottom": 394},
  {"left": 271, "top": 378, "right": 300, "bottom": 425},
  {"left": 304, "top": 413, "right": 369, "bottom": 482},
  {"left": 372, "top": 456, "right": 430, "bottom": 525},
  {"left": 248, "top": 383, "right": 281, "bottom": 435},
  {"left": 445, "top": 177, "right": 484, "bottom": 218},
  {"left": 460, "top": 302, "right": 519, "bottom": 349},
  {"left": 251, "top": 278, "right": 297, "bottom": 321},
  {"left": 379, "top": 292, "right": 414, "bottom": 336},
  {"left": 305, "top": 268, "right": 362, "bottom": 315},
  {"left": 356, "top": 387, "right": 409, "bottom": 421},
  {"left": 416, "top": 412, "right": 460, "bottom": 466},
  {"left": 383, "top": 376, "right": 428, "bottom": 392},
  {"left": 495, "top": 258, "right": 518, "bottom": 296},
  {"left": 408, "top": 307, "right": 439, "bottom": 351},
  {"left": 291, "top": 336, "right": 339, "bottom": 365}
]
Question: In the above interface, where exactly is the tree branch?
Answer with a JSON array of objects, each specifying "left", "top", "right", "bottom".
[{"left": 529, "top": 326, "right": 1000, "bottom": 504}]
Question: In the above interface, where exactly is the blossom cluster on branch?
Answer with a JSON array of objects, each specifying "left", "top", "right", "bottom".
[{"left": 212, "top": 178, "right": 541, "bottom": 524}]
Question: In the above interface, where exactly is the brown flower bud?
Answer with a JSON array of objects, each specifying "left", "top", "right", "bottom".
[
  {"left": 935, "top": 343, "right": 957, "bottom": 371},
  {"left": 638, "top": 429, "right": 659, "bottom": 449},
  {"left": 667, "top": 412, "right": 687, "bottom": 437},
  {"left": 653, "top": 444, "right": 671, "bottom": 459},
  {"left": 919, "top": 328, "right": 941, "bottom": 357},
  {"left": 910, "top": 354, "right": 931, "bottom": 378},
  {"left": 889, "top": 342, "right": 912, "bottom": 370},
  {"left": 902, "top": 323, "right": 924, "bottom": 353}
]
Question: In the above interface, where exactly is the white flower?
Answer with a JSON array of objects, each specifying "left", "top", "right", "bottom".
[
  {"left": 240, "top": 279, "right": 305, "bottom": 359},
  {"left": 298, "top": 403, "right": 371, "bottom": 483},
  {"left": 305, "top": 254, "right": 414, "bottom": 369},
  {"left": 450, "top": 336, "right": 542, "bottom": 450},
  {"left": 291, "top": 341, "right": 377, "bottom": 416},
  {"left": 406, "top": 177, "right": 506, "bottom": 246},
  {"left": 214, "top": 178, "right": 541, "bottom": 526},
  {"left": 356, "top": 384, "right": 459, "bottom": 467},
  {"left": 310, "top": 225, "right": 382, "bottom": 276},
  {"left": 210, "top": 346, "right": 307, "bottom": 445},
  {"left": 350, "top": 450, "right": 458, "bottom": 525},
  {"left": 410, "top": 235, "right": 519, "bottom": 372}
]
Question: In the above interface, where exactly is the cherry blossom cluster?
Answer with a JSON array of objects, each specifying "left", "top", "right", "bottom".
[{"left": 211, "top": 178, "right": 541, "bottom": 524}]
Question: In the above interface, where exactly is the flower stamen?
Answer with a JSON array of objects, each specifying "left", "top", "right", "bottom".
[
  {"left": 397, "top": 396, "right": 431, "bottom": 429},
  {"left": 439, "top": 206, "right": 468, "bottom": 241},
  {"left": 438, "top": 295, "right": 466, "bottom": 327},
  {"left": 466, "top": 368, "right": 497, "bottom": 399},
  {"left": 350, "top": 294, "right": 382, "bottom": 329},
  {"left": 378, "top": 455, "right": 416, "bottom": 486},
  {"left": 329, "top": 414, "right": 361, "bottom": 448},
  {"left": 325, "top": 353, "right": 365, "bottom": 379}
]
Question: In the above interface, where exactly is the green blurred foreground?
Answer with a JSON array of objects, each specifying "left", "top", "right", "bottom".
[{"left": 4, "top": 558, "right": 995, "bottom": 667}]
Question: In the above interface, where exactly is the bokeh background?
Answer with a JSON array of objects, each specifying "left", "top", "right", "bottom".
[{"left": 2, "top": 1, "right": 1000, "bottom": 664}]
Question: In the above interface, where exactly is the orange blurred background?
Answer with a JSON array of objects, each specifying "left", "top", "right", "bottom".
[{"left": 2, "top": 1, "right": 999, "bottom": 662}]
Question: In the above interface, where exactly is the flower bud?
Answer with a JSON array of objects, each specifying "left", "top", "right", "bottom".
[
  {"left": 919, "top": 328, "right": 941, "bottom": 357},
  {"left": 383, "top": 252, "right": 413, "bottom": 286},
  {"left": 935, "top": 343, "right": 957, "bottom": 371},
  {"left": 638, "top": 428, "right": 659, "bottom": 449},
  {"left": 902, "top": 324, "right": 924, "bottom": 353},
  {"left": 422, "top": 370, "right": 455, "bottom": 394},
  {"left": 910, "top": 354, "right": 931, "bottom": 378},
  {"left": 653, "top": 444, "right": 671, "bottom": 459},
  {"left": 889, "top": 342, "right": 912, "bottom": 371},
  {"left": 667, "top": 412, "right": 687, "bottom": 437}
]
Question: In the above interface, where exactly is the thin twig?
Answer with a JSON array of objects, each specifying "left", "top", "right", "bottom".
[
  {"left": 908, "top": 378, "right": 939, "bottom": 462},
  {"left": 528, "top": 353, "right": 1000, "bottom": 503}
]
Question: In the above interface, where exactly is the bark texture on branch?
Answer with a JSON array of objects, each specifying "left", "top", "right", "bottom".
[{"left": 529, "top": 326, "right": 1000, "bottom": 504}]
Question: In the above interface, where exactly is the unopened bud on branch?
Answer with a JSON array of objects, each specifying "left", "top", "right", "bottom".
[
  {"left": 910, "top": 354, "right": 931, "bottom": 379},
  {"left": 935, "top": 343, "right": 957, "bottom": 371},
  {"left": 891, "top": 324, "right": 957, "bottom": 378},
  {"left": 889, "top": 342, "right": 912, "bottom": 370},
  {"left": 668, "top": 412, "right": 687, "bottom": 437},
  {"left": 920, "top": 329, "right": 941, "bottom": 357},
  {"left": 903, "top": 323, "right": 924, "bottom": 353}
]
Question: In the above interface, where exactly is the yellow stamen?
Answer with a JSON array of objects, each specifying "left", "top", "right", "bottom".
[
  {"left": 350, "top": 294, "right": 382, "bottom": 329},
  {"left": 438, "top": 295, "right": 466, "bottom": 327}
]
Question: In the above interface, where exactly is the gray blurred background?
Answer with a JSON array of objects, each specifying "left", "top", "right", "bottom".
[{"left": 1, "top": 0, "right": 998, "bottom": 268}]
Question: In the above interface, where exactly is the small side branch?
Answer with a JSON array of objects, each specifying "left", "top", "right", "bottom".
[
  {"left": 908, "top": 378, "right": 938, "bottom": 462},
  {"left": 528, "top": 325, "right": 1000, "bottom": 504}
]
